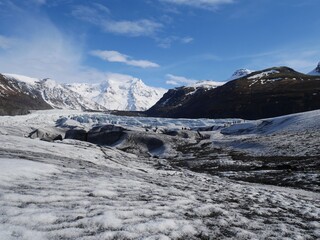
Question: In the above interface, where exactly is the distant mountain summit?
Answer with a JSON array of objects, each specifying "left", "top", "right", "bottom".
[
  {"left": 66, "top": 77, "right": 166, "bottom": 111},
  {"left": 308, "top": 62, "right": 320, "bottom": 76},
  {"left": 229, "top": 69, "right": 253, "bottom": 80}
]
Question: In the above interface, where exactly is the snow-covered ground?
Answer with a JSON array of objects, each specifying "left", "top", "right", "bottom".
[{"left": 0, "top": 110, "right": 319, "bottom": 239}]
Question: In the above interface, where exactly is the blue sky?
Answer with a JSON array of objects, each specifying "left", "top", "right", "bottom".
[{"left": 0, "top": 0, "right": 319, "bottom": 88}]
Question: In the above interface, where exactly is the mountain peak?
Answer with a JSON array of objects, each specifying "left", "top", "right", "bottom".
[
  {"left": 308, "top": 62, "right": 320, "bottom": 76},
  {"left": 67, "top": 77, "right": 166, "bottom": 111},
  {"left": 229, "top": 69, "right": 253, "bottom": 80}
]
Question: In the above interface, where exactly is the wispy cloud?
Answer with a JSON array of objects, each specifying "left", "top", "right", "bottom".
[
  {"left": 0, "top": 11, "right": 108, "bottom": 83},
  {"left": 104, "top": 20, "right": 162, "bottom": 37},
  {"left": 160, "top": 0, "right": 234, "bottom": 11},
  {"left": 90, "top": 50, "right": 160, "bottom": 68},
  {"left": 72, "top": 4, "right": 162, "bottom": 37},
  {"left": 157, "top": 36, "right": 194, "bottom": 48},
  {"left": 32, "top": 0, "right": 46, "bottom": 5},
  {"left": 165, "top": 74, "right": 197, "bottom": 85},
  {"left": 0, "top": 35, "right": 13, "bottom": 49}
]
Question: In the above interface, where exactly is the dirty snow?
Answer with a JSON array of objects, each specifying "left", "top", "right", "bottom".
[{"left": 0, "top": 110, "right": 319, "bottom": 239}]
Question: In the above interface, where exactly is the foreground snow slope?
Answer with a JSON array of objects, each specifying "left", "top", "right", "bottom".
[
  {"left": 218, "top": 109, "right": 320, "bottom": 157},
  {"left": 0, "top": 110, "right": 319, "bottom": 239}
]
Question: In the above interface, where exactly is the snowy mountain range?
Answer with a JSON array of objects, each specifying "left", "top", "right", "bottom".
[
  {"left": 66, "top": 77, "right": 166, "bottom": 111},
  {"left": 1, "top": 73, "right": 166, "bottom": 113},
  {"left": 1, "top": 62, "right": 320, "bottom": 116},
  {"left": 2, "top": 74, "right": 105, "bottom": 111}
]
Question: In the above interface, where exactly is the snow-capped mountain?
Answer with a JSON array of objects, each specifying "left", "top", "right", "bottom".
[
  {"left": 38, "top": 78, "right": 106, "bottom": 111},
  {"left": 1, "top": 73, "right": 166, "bottom": 113},
  {"left": 187, "top": 80, "right": 225, "bottom": 89},
  {"left": 2, "top": 74, "right": 106, "bottom": 111},
  {"left": 66, "top": 77, "right": 167, "bottom": 111},
  {"left": 0, "top": 74, "right": 51, "bottom": 115},
  {"left": 229, "top": 68, "right": 253, "bottom": 80},
  {"left": 308, "top": 62, "right": 320, "bottom": 76},
  {"left": 147, "top": 66, "right": 320, "bottom": 119}
]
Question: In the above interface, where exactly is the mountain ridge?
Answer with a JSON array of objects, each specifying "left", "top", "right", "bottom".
[
  {"left": 0, "top": 73, "right": 166, "bottom": 115},
  {"left": 146, "top": 66, "right": 320, "bottom": 120}
]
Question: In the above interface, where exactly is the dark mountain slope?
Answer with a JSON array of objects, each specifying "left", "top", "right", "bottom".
[
  {"left": 0, "top": 74, "right": 52, "bottom": 115},
  {"left": 146, "top": 67, "right": 320, "bottom": 120}
]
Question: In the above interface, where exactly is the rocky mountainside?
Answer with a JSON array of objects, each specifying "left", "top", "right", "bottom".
[
  {"left": 37, "top": 78, "right": 106, "bottom": 111},
  {"left": 145, "top": 80, "right": 224, "bottom": 117},
  {"left": 1, "top": 74, "right": 106, "bottom": 113},
  {"left": 146, "top": 66, "right": 320, "bottom": 120},
  {"left": 66, "top": 77, "right": 166, "bottom": 111},
  {"left": 0, "top": 74, "right": 52, "bottom": 115},
  {"left": 0, "top": 73, "right": 166, "bottom": 115}
]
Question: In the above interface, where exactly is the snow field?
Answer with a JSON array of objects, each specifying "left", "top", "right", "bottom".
[
  {"left": 0, "top": 134, "right": 319, "bottom": 239},
  {"left": 0, "top": 110, "right": 319, "bottom": 239}
]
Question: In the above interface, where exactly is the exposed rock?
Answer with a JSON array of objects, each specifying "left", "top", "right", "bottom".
[
  {"left": 0, "top": 74, "right": 52, "bottom": 116},
  {"left": 28, "top": 128, "right": 64, "bottom": 142},
  {"left": 65, "top": 128, "right": 87, "bottom": 141},
  {"left": 87, "top": 125, "right": 127, "bottom": 146}
]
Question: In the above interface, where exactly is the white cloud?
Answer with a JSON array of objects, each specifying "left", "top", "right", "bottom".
[
  {"left": 165, "top": 74, "right": 197, "bottom": 85},
  {"left": 161, "top": 0, "right": 234, "bottom": 10},
  {"left": 0, "top": 18, "right": 108, "bottom": 83},
  {"left": 72, "top": 5, "right": 162, "bottom": 37},
  {"left": 91, "top": 50, "right": 160, "bottom": 68},
  {"left": 0, "top": 1, "right": 160, "bottom": 84}
]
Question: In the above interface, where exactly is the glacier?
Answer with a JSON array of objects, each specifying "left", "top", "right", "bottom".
[{"left": 0, "top": 109, "right": 319, "bottom": 239}]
